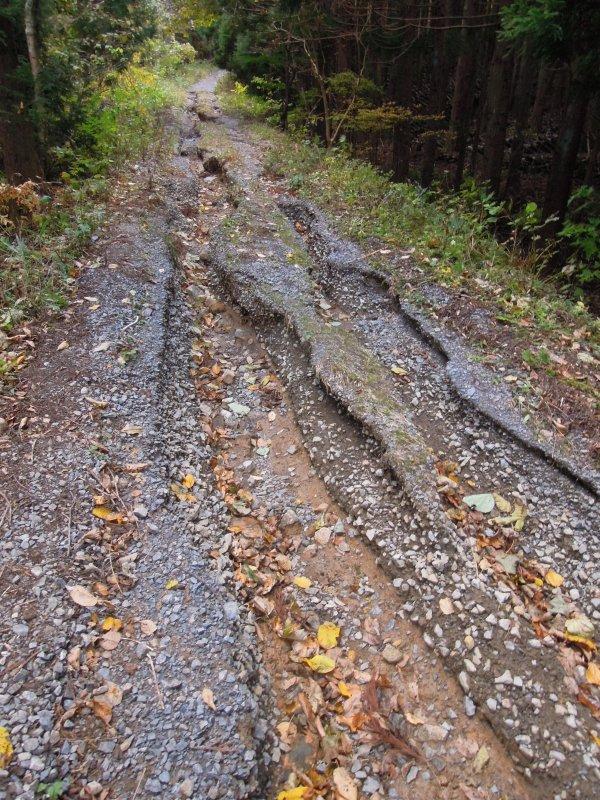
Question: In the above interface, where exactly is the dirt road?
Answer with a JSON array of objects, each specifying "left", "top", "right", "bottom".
[{"left": 1, "top": 69, "right": 598, "bottom": 800}]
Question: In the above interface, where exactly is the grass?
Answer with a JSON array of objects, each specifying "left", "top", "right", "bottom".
[
  {"left": 0, "top": 48, "right": 210, "bottom": 339},
  {"left": 215, "top": 79, "right": 598, "bottom": 354}
]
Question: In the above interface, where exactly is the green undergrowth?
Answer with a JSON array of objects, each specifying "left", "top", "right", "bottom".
[
  {"left": 216, "top": 79, "right": 598, "bottom": 354},
  {"left": 0, "top": 47, "right": 209, "bottom": 338}
]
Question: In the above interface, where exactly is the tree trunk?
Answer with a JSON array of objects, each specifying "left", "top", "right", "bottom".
[
  {"left": 0, "top": 12, "right": 44, "bottom": 182},
  {"left": 450, "top": 0, "right": 479, "bottom": 190},
  {"left": 24, "top": 0, "right": 43, "bottom": 123},
  {"left": 481, "top": 36, "right": 513, "bottom": 194},
  {"left": 584, "top": 95, "right": 600, "bottom": 189},
  {"left": 504, "top": 45, "right": 536, "bottom": 199},
  {"left": 420, "top": 0, "right": 452, "bottom": 187},
  {"left": 543, "top": 81, "right": 589, "bottom": 228}
]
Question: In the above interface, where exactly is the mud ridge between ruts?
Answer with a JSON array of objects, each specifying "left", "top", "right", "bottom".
[
  {"left": 278, "top": 197, "right": 600, "bottom": 498},
  {"left": 202, "top": 146, "right": 599, "bottom": 795}
]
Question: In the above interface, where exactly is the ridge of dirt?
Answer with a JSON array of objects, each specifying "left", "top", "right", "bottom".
[{"left": 278, "top": 197, "right": 600, "bottom": 497}]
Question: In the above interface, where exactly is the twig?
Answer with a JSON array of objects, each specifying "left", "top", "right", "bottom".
[
  {"left": 121, "top": 314, "right": 140, "bottom": 335},
  {"left": 0, "top": 491, "right": 12, "bottom": 528},
  {"left": 66, "top": 499, "right": 76, "bottom": 556},
  {"left": 131, "top": 766, "right": 147, "bottom": 800},
  {"left": 147, "top": 653, "right": 165, "bottom": 709}
]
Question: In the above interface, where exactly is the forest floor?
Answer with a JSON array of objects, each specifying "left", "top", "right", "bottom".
[{"left": 1, "top": 69, "right": 599, "bottom": 800}]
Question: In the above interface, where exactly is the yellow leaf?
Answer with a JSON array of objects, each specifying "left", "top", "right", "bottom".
[
  {"left": 293, "top": 576, "right": 312, "bottom": 589},
  {"left": 592, "top": 733, "right": 600, "bottom": 747},
  {"left": 586, "top": 663, "right": 600, "bottom": 686},
  {"left": 317, "top": 622, "right": 340, "bottom": 650},
  {"left": 545, "top": 568, "right": 564, "bottom": 588},
  {"left": 304, "top": 654, "right": 335, "bottom": 674},
  {"left": 564, "top": 633, "right": 597, "bottom": 651},
  {"left": 92, "top": 505, "right": 125, "bottom": 523},
  {"left": 182, "top": 473, "right": 196, "bottom": 489},
  {"left": 102, "top": 616, "right": 123, "bottom": 632},
  {"left": 391, "top": 365, "right": 408, "bottom": 376},
  {"left": 165, "top": 578, "right": 179, "bottom": 590},
  {"left": 493, "top": 493, "right": 512, "bottom": 513},
  {"left": 0, "top": 727, "right": 13, "bottom": 769},
  {"left": 277, "top": 788, "right": 309, "bottom": 800},
  {"left": 338, "top": 681, "right": 352, "bottom": 698}
]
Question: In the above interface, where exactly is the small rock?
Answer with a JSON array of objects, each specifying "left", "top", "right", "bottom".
[{"left": 382, "top": 643, "right": 402, "bottom": 664}]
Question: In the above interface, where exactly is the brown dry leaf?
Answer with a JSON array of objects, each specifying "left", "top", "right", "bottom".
[
  {"left": 332, "top": 766, "right": 357, "bottom": 800},
  {"left": 122, "top": 423, "right": 143, "bottom": 435},
  {"left": 103, "top": 682, "right": 123, "bottom": 708},
  {"left": 100, "top": 629, "right": 122, "bottom": 651},
  {"left": 202, "top": 687, "right": 216, "bottom": 710},
  {"left": 140, "top": 619, "right": 157, "bottom": 636},
  {"left": 68, "top": 585, "right": 99, "bottom": 608},
  {"left": 122, "top": 462, "right": 150, "bottom": 473},
  {"left": 405, "top": 711, "right": 426, "bottom": 725},
  {"left": 91, "top": 699, "right": 113, "bottom": 725}
]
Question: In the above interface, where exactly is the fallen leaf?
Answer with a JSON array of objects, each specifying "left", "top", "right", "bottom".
[
  {"left": 103, "top": 681, "right": 123, "bottom": 708},
  {"left": 228, "top": 401, "right": 250, "bottom": 416},
  {"left": 68, "top": 585, "right": 99, "bottom": 608},
  {"left": 545, "top": 568, "right": 564, "bottom": 588},
  {"left": 493, "top": 493, "right": 512, "bottom": 513},
  {"left": 92, "top": 505, "right": 126, "bottom": 524},
  {"left": 202, "top": 687, "right": 216, "bottom": 710},
  {"left": 122, "top": 423, "right": 143, "bottom": 435},
  {"left": 57, "top": 340, "right": 69, "bottom": 351},
  {"left": 338, "top": 681, "right": 352, "bottom": 698},
  {"left": 565, "top": 616, "right": 595, "bottom": 639},
  {"left": 182, "top": 473, "right": 196, "bottom": 488},
  {"left": 317, "top": 622, "right": 340, "bottom": 650},
  {"left": 140, "top": 619, "right": 157, "bottom": 635},
  {"left": 91, "top": 699, "right": 113, "bottom": 725},
  {"left": 586, "top": 663, "right": 600, "bottom": 686},
  {"left": 463, "top": 493, "right": 495, "bottom": 514},
  {"left": 405, "top": 711, "right": 426, "bottom": 725},
  {"left": 472, "top": 744, "right": 490, "bottom": 773},
  {"left": 293, "top": 576, "right": 312, "bottom": 589},
  {"left": 276, "top": 788, "right": 310, "bottom": 800},
  {"left": 100, "top": 629, "right": 121, "bottom": 651},
  {"left": 93, "top": 341, "right": 111, "bottom": 352},
  {"left": 165, "top": 578, "right": 180, "bottom": 590},
  {"left": 332, "top": 766, "right": 357, "bottom": 800},
  {"left": 496, "top": 552, "right": 519, "bottom": 575},
  {"left": 102, "top": 616, "right": 123, "bottom": 632},
  {"left": 304, "top": 654, "right": 336, "bottom": 674},
  {"left": 391, "top": 364, "right": 408, "bottom": 376},
  {"left": 0, "top": 727, "right": 13, "bottom": 768}
]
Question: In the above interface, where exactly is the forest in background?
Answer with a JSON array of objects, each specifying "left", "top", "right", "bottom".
[
  {"left": 1, "top": 0, "right": 599, "bottom": 329},
  {"left": 189, "top": 0, "right": 600, "bottom": 295}
]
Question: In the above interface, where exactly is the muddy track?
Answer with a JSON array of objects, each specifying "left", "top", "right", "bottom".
[{"left": 193, "top": 74, "right": 599, "bottom": 798}]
